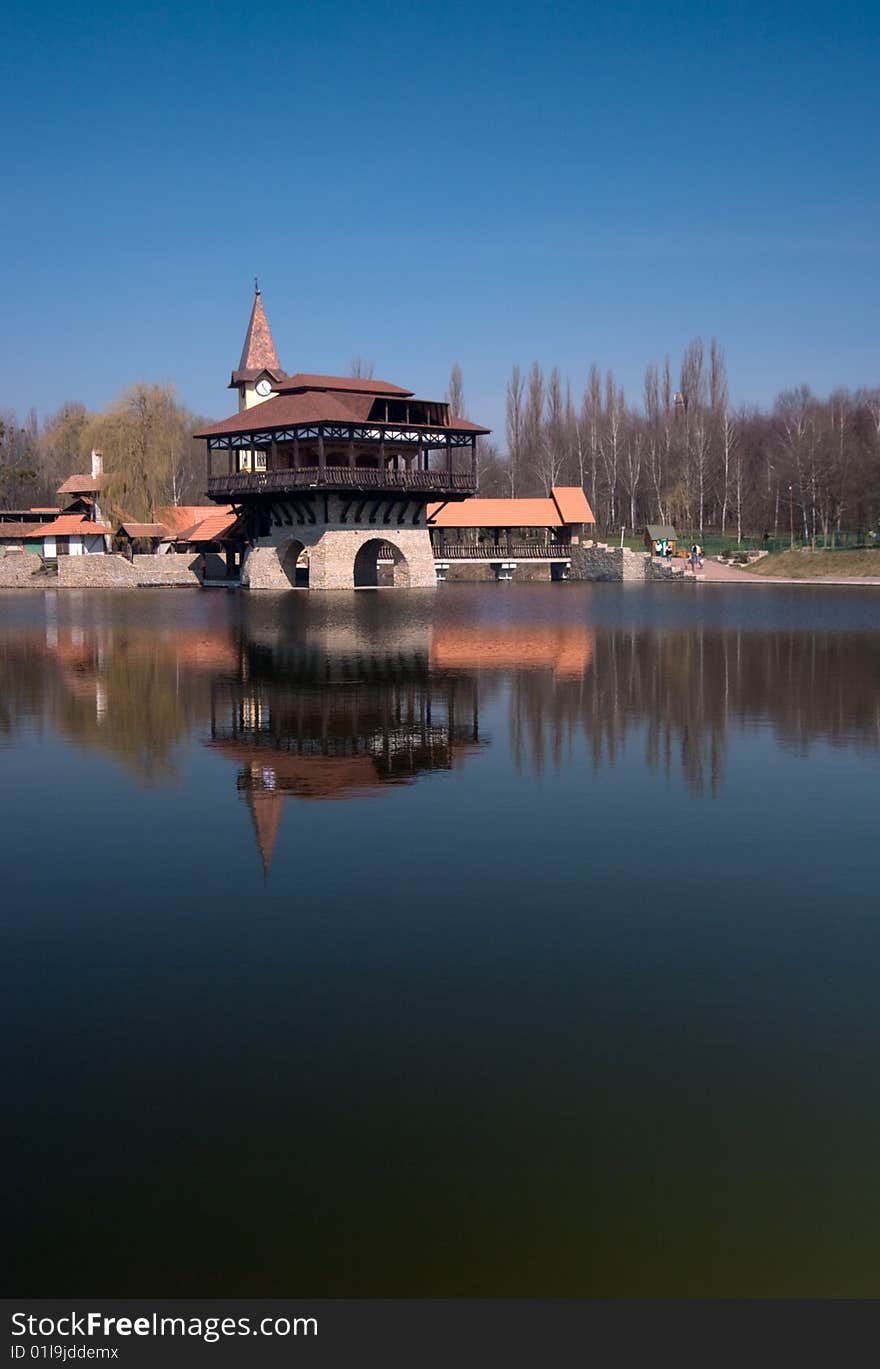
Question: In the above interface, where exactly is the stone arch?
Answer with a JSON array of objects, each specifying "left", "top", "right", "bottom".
[
  {"left": 353, "top": 538, "right": 412, "bottom": 589},
  {"left": 279, "top": 537, "right": 308, "bottom": 588}
]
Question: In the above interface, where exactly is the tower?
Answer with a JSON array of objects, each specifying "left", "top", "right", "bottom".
[
  {"left": 229, "top": 282, "right": 286, "bottom": 414},
  {"left": 198, "top": 297, "right": 490, "bottom": 590}
]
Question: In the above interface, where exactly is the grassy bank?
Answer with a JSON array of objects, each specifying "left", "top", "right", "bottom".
[{"left": 746, "top": 548, "right": 880, "bottom": 578}]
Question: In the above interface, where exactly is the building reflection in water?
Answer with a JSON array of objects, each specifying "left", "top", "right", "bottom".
[
  {"left": 208, "top": 655, "right": 484, "bottom": 872},
  {"left": 1, "top": 591, "right": 877, "bottom": 870}
]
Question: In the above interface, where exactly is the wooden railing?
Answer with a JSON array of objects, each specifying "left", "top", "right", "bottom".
[
  {"left": 207, "top": 466, "right": 476, "bottom": 496},
  {"left": 433, "top": 542, "right": 573, "bottom": 559}
]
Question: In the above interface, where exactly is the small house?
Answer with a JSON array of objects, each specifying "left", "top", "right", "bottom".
[{"left": 644, "top": 525, "right": 678, "bottom": 556}]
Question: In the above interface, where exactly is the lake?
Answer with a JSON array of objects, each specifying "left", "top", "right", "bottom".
[{"left": 3, "top": 582, "right": 879, "bottom": 1296}]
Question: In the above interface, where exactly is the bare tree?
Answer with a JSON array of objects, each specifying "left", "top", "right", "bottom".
[
  {"left": 445, "top": 362, "right": 466, "bottom": 418},
  {"left": 523, "top": 362, "right": 545, "bottom": 493},
  {"left": 598, "top": 371, "right": 623, "bottom": 529},
  {"left": 534, "top": 366, "right": 566, "bottom": 493},
  {"left": 709, "top": 339, "right": 729, "bottom": 531},
  {"left": 583, "top": 364, "right": 602, "bottom": 521},
  {"left": 349, "top": 356, "right": 374, "bottom": 379},
  {"left": 0, "top": 410, "right": 39, "bottom": 506},
  {"left": 679, "top": 338, "right": 708, "bottom": 532},
  {"left": 38, "top": 402, "right": 91, "bottom": 503},
  {"left": 720, "top": 409, "right": 738, "bottom": 537},
  {"left": 620, "top": 410, "right": 643, "bottom": 529},
  {"left": 644, "top": 364, "right": 666, "bottom": 523},
  {"left": 505, "top": 365, "right": 525, "bottom": 497}
]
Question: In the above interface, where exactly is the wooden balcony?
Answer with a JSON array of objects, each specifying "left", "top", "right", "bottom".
[{"left": 207, "top": 466, "right": 477, "bottom": 499}]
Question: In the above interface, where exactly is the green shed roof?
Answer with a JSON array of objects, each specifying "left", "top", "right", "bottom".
[{"left": 646, "top": 525, "right": 677, "bottom": 540}]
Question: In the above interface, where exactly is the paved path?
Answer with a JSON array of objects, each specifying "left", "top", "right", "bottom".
[{"left": 693, "top": 559, "right": 880, "bottom": 587}]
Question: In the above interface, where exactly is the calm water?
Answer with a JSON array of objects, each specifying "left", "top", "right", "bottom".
[{"left": 3, "top": 582, "right": 880, "bottom": 1297}]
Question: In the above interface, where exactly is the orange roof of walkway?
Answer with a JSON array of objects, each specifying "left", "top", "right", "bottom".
[{"left": 427, "top": 486, "right": 594, "bottom": 528}]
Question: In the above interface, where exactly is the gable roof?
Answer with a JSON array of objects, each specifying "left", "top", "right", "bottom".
[
  {"left": 179, "top": 509, "right": 240, "bottom": 543},
  {"left": 57, "top": 473, "right": 106, "bottom": 495},
  {"left": 153, "top": 505, "right": 238, "bottom": 543},
  {"left": 550, "top": 487, "right": 594, "bottom": 523},
  {"left": 118, "top": 522, "right": 167, "bottom": 539},
  {"left": 35, "top": 515, "right": 112, "bottom": 537},
  {"left": 646, "top": 525, "right": 677, "bottom": 540},
  {"left": 153, "top": 505, "right": 219, "bottom": 536},
  {"left": 427, "top": 488, "right": 594, "bottom": 529},
  {"left": 427, "top": 498, "right": 564, "bottom": 529}
]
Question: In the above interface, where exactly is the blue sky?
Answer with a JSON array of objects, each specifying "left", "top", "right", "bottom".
[{"left": 2, "top": 0, "right": 878, "bottom": 436}]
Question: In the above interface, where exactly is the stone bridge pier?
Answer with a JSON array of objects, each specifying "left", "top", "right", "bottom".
[{"left": 242, "top": 526, "right": 437, "bottom": 591}]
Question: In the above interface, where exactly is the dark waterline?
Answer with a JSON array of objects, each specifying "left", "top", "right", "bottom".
[{"left": 3, "top": 583, "right": 880, "bottom": 1297}]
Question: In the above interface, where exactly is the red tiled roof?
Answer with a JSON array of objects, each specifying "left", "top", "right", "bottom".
[
  {"left": 428, "top": 497, "right": 564, "bottom": 528},
  {"left": 154, "top": 505, "right": 237, "bottom": 542},
  {"left": 154, "top": 505, "right": 222, "bottom": 536},
  {"left": 37, "top": 516, "right": 112, "bottom": 537},
  {"left": 118, "top": 522, "right": 167, "bottom": 538},
  {"left": 179, "top": 509, "right": 240, "bottom": 543},
  {"left": 275, "top": 373, "right": 412, "bottom": 396},
  {"left": 551, "top": 486, "right": 595, "bottom": 523},
  {"left": 428, "top": 486, "right": 594, "bottom": 528},
  {"left": 57, "top": 474, "right": 106, "bottom": 494}
]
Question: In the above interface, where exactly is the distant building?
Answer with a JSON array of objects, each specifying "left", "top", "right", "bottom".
[
  {"left": 644, "top": 524, "right": 678, "bottom": 556},
  {"left": 0, "top": 451, "right": 111, "bottom": 557}
]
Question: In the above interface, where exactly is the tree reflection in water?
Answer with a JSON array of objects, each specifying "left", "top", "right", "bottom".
[{"left": 0, "top": 592, "right": 877, "bottom": 824}]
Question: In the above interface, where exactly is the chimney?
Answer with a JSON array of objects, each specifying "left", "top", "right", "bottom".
[{"left": 91, "top": 449, "right": 104, "bottom": 479}]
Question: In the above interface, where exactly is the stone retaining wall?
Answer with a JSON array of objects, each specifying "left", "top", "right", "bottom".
[
  {"left": 569, "top": 544, "right": 690, "bottom": 583},
  {"left": 56, "top": 554, "right": 201, "bottom": 588},
  {"left": 0, "top": 553, "right": 46, "bottom": 588},
  {"left": 57, "top": 556, "right": 140, "bottom": 587},
  {"left": 569, "top": 545, "right": 648, "bottom": 581},
  {"left": 131, "top": 553, "right": 202, "bottom": 585}
]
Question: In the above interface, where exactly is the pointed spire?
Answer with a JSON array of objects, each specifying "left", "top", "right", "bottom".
[
  {"left": 245, "top": 789, "right": 284, "bottom": 876},
  {"left": 237, "top": 282, "right": 282, "bottom": 374}
]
